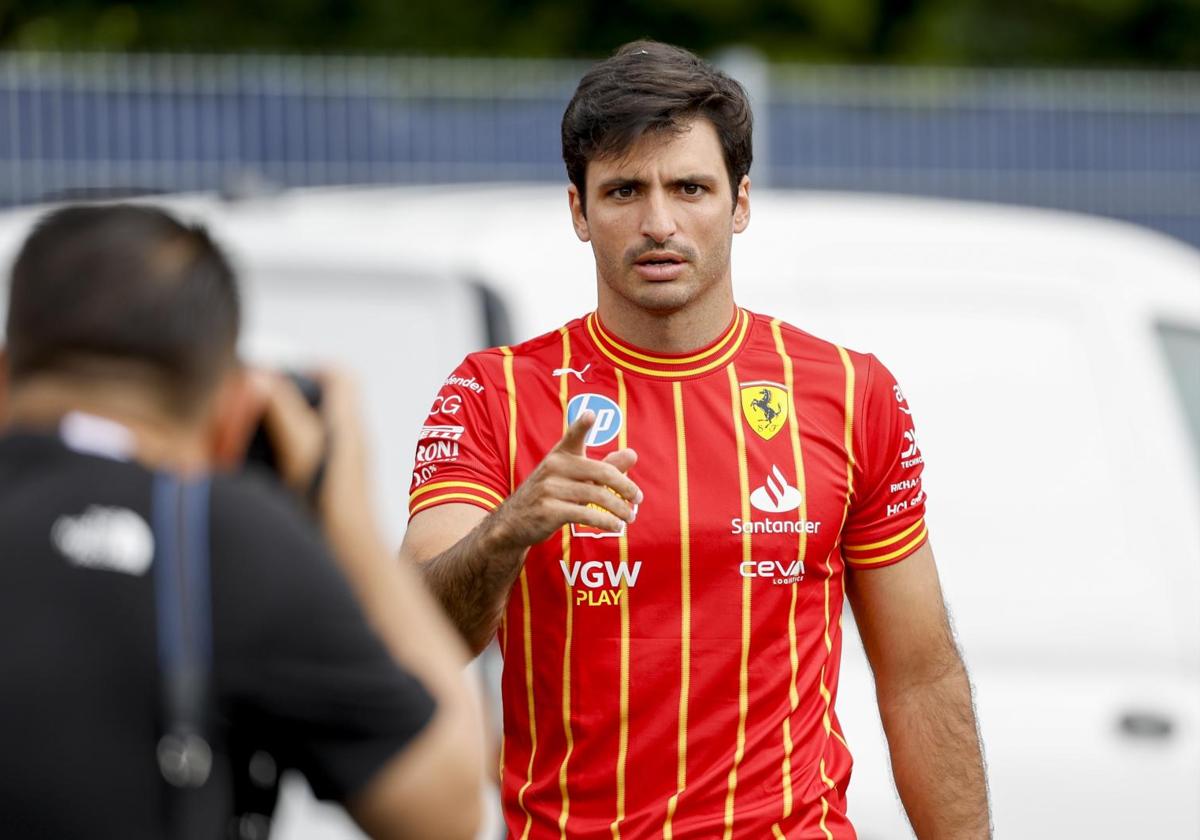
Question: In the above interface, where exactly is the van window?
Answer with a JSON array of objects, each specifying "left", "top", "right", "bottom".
[{"left": 1158, "top": 322, "right": 1200, "bottom": 471}]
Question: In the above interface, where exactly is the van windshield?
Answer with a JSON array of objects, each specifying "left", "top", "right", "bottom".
[{"left": 1158, "top": 322, "right": 1200, "bottom": 471}]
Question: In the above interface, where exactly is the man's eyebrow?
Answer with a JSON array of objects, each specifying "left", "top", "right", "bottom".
[
  {"left": 596, "top": 177, "right": 646, "bottom": 192},
  {"left": 669, "top": 174, "right": 719, "bottom": 187}
]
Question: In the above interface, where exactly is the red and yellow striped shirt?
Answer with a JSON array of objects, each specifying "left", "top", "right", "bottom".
[{"left": 409, "top": 308, "right": 929, "bottom": 839}]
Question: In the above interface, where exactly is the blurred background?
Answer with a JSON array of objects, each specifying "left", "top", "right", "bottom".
[
  {"left": 1, "top": 2, "right": 1198, "bottom": 839},
  {"left": 1, "top": 0, "right": 1198, "bottom": 246}
]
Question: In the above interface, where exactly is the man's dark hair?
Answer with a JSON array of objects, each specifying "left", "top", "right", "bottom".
[
  {"left": 6, "top": 204, "right": 240, "bottom": 417},
  {"left": 561, "top": 40, "right": 753, "bottom": 212}
]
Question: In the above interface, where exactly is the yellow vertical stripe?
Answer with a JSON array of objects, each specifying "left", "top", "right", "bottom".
[
  {"left": 819, "top": 797, "right": 834, "bottom": 840},
  {"left": 499, "top": 346, "right": 517, "bottom": 664},
  {"left": 498, "top": 661, "right": 507, "bottom": 807},
  {"left": 556, "top": 330, "right": 575, "bottom": 838},
  {"left": 496, "top": 347, "right": 513, "bottom": 819},
  {"left": 833, "top": 345, "right": 856, "bottom": 653},
  {"left": 517, "top": 571, "right": 538, "bottom": 840},
  {"left": 835, "top": 346, "right": 857, "bottom": 477},
  {"left": 828, "top": 344, "right": 859, "bottom": 769},
  {"left": 662, "top": 382, "right": 692, "bottom": 840},
  {"left": 501, "top": 347, "right": 519, "bottom": 491},
  {"left": 819, "top": 756, "right": 836, "bottom": 788},
  {"left": 500, "top": 608, "right": 509, "bottom": 787},
  {"left": 809, "top": 345, "right": 859, "bottom": 835},
  {"left": 769, "top": 321, "right": 808, "bottom": 831},
  {"left": 722, "top": 364, "right": 753, "bottom": 840},
  {"left": 500, "top": 346, "right": 537, "bottom": 840},
  {"left": 781, "top": 581, "right": 799, "bottom": 807},
  {"left": 609, "top": 369, "right": 631, "bottom": 840}
]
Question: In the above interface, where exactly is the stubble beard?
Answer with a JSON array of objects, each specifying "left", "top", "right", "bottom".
[{"left": 596, "top": 236, "right": 731, "bottom": 316}]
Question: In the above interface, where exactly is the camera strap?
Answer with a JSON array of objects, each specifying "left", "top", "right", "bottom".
[{"left": 152, "top": 473, "right": 215, "bottom": 840}]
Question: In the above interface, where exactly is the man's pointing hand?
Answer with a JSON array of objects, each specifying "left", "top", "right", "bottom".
[{"left": 491, "top": 410, "right": 642, "bottom": 551}]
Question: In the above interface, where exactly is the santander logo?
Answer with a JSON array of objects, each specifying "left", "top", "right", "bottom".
[{"left": 750, "top": 465, "right": 803, "bottom": 514}]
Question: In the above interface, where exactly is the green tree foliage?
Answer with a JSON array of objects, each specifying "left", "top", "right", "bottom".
[{"left": 0, "top": 0, "right": 1196, "bottom": 66}]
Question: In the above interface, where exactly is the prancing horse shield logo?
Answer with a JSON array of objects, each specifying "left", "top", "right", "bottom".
[{"left": 740, "top": 381, "right": 789, "bottom": 441}]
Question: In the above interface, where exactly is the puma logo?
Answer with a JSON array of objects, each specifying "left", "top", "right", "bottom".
[{"left": 552, "top": 363, "right": 591, "bottom": 383}]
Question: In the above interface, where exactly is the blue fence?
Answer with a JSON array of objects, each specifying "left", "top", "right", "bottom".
[
  {"left": 1, "top": 53, "right": 1198, "bottom": 249},
  {"left": 768, "top": 66, "right": 1200, "bottom": 246}
]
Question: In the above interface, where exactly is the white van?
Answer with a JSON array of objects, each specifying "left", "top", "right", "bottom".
[{"left": 1, "top": 185, "right": 1197, "bottom": 839}]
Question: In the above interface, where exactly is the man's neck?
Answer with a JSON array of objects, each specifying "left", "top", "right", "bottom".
[
  {"left": 4, "top": 379, "right": 210, "bottom": 474},
  {"left": 596, "top": 285, "right": 737, "bottom": 354}
]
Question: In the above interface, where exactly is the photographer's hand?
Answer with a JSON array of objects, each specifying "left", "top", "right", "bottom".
[
  {"left": 258, "top": 370, "right": 484, "bottom": 840},
  {"left": 255, "top": 371, "right": 328, "bottom": 511}
]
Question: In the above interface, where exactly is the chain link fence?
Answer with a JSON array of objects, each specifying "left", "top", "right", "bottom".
[{"left": 1, "top": 51, "right": 1198, "bottom": 248}]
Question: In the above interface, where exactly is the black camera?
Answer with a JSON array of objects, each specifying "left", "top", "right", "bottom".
[{"left": 243, "top": 372, "right": 323, "bottom": 475}]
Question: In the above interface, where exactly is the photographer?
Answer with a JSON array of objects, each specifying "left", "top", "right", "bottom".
[{"left": 0, "top": 205, "right": 483, "bottom": 839}]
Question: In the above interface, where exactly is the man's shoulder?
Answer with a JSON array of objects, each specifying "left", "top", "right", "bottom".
[
  {"left": 747, "top": 309, "right": 879, "bottom": 369},
  {"left": 747, "top": 309, "right": 851, "bottom": 358}
]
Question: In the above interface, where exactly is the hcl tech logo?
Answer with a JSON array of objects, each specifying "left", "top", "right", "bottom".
[{"left": 567, "top": 393, "right": 622, "bottom": 447}]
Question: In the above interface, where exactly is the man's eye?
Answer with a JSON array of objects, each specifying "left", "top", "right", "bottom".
[
  {"left": 614, "top": 186, "right": 635, "bottom": 198},
  {"left": 681, "top": 184, "right": 702, "bottom": 196}
]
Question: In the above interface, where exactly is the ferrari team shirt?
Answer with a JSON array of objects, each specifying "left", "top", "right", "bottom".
[{"left": 409, "top": 307, "right": 929, "bottom": 839}]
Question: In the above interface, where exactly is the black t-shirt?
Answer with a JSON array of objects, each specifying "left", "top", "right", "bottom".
[{"left": 0, "top": 429, "right": 435, "bottom": 839}]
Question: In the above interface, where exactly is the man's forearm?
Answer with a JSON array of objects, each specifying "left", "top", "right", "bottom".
[
  {"left": 877, "top": 660, "right": 991, "bottom": 839},
  {"left": 418, "top": 509, "right": 529, "bottom": 655}
]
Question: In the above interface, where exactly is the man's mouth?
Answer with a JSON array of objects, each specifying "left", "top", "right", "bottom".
[
  {"left": 632, "top": 251, "right": 689, "bottom": 281},
  {"left": 634, "top": 251, "right": 686, "bottom": 267}
]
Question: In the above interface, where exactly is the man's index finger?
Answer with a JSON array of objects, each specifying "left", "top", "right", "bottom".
[{"left": 558, "top": 409, "right": 595, "bottom": 455}]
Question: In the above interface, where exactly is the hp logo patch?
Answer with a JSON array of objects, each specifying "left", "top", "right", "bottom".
[{"left": 567, "top": 393, "right": 622, "bottom": 447}]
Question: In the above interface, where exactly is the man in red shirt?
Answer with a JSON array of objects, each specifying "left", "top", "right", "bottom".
[{"left": 401, "top": 41, "right": 990, "bottom": 839}]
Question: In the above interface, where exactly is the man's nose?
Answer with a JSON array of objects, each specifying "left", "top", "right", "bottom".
[{"left": 639, "top": 190, "right": 677, "bottom": 244}]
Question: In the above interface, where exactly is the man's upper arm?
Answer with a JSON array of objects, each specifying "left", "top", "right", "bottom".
[
  {"left": 400, "top": 502, "right": 488, "bottom": 565},
  {"left": 847, "top": 541, "right": 960, "bottom": 691}
]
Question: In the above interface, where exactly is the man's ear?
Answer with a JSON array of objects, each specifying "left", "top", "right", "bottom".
[
  {"left": 207, "top": 366, "right": 265, "bottom": 471},
  {"left": 568, "top": 184, "right": 591, "bottom": 242},
  {"left": 733, "top": 175, "right": 751, "bottom": 234}
]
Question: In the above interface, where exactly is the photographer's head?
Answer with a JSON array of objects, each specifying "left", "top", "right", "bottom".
[{"left": 3, "top": 204, "right": 256, "bottom": 470}]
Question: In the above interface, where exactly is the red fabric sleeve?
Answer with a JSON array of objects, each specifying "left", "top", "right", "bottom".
[
  {"left": 407, "top": 353, "right": 510, "bottom": 518},
  {"left": 841, "top": 354, "right": 929, "bottom": 569}
]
